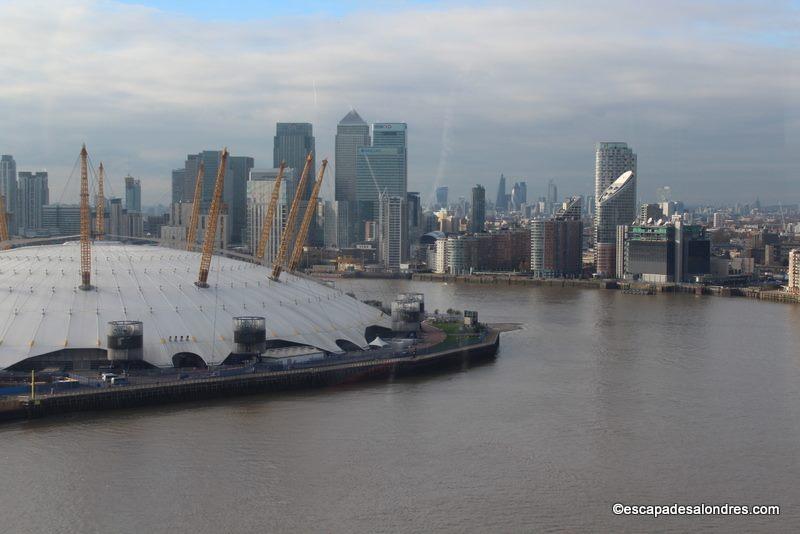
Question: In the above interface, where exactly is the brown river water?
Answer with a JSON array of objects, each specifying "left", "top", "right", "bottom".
[{"left": 2, "top": 280, "right": 800, "bottom": 533}]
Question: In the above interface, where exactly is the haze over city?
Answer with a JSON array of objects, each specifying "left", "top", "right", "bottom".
[{"left": 0, "top": 0, "right": 796, "bottom": 205}]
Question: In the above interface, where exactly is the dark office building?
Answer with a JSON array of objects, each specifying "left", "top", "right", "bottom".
[
  {"left": 470, "top": 184, "right": 486, "bottom": 234},
  {"left": 619, "top": 222, "right": 710, "bottom": 283}
]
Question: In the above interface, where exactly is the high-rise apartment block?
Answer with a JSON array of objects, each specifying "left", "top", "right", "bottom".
[
  {"left": 594, "top": 142, "right": 636, "bottom": 275},
  {"left": 594, "top": 141, "right": 637, "bottom": 276},
  {"left": 531, "top": 197, "right": 583, "bottom": 278},
  {"left": 788, "top": 249, "right": 800, "bottom": 293},
  {"left": 0, "top": 155, "right": 17, "bottom": 234},
  {"left": 16, "top": 171, "right": 49, "bottom": 235},
  {"left": 378, "top": 193, "right": 406, "bottom": 271}
]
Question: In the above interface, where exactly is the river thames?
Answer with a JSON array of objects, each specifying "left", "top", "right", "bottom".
[{"left": 2, "top": 280, "right": 799, "bottom": 532}]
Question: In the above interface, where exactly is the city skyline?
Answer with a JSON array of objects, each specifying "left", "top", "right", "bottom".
[{"left": 0, "top": 0, "right": 795, "bottom": 206}]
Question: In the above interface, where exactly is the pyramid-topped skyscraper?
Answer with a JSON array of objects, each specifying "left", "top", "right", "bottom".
[{"left": 335, "top": 109, "right": 370, "bottom": 246}]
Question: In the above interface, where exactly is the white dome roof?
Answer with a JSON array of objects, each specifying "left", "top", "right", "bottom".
[{"left": 0, "top": 242, "right": 390, "bottom": 368}]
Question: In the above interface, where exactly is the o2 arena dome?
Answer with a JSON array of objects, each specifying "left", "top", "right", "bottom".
[{"left": 0, "top": 241, "right": 390, "bottom": 371}]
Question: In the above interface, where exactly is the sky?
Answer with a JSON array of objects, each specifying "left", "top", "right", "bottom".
[{"left": 0, "top": 0, "right": 797, "bottom": 207}]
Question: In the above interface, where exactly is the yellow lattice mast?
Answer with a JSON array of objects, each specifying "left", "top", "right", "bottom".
[
  {"left": 96, "top": 162, "right": 105, "bottom": 239},
  {"left": 195, "top": 148, "right": 228, "bottom": 288},
  {"left": 0, "top": 194, "right": 10, "bottom": 250},
  {"left": 270, "top": 152, "right": 313, "bottom": 281},
  {"left": 79, "top": 145, "right": 92, "bottom": 290},
  {"left": 255, "top": 161, "right": 286, "bottom": 261},
  {"left": 287, "top": 159, "right": 328, "bottom": 273},
  {"left": 186, "top": 161, "right": 205, "bottom": 251}
]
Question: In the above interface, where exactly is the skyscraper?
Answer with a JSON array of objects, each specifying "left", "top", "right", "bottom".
[
  {"left": 171, "top": 168, "right": 185, "bottom": 205},
  {"left": 356, "top": 147, "right": 405, "bottom": 221},
  {"left": 547, "top": 179, "right": 558, "bottom": 213},
  {"left": 355, "top": 123, "right": 407, "bottom": 239},
  {"left": 594, "top": 142, "right": 637, "bottom": 275},
  {"left": 0, "top": 155, "right": 17, "bottom": 235},
  {"left": 511, "top": 181, "right": 527, "bottom": 211},
  {"left": 594, "top": 142, "right": 636, "bottom": 211},
  {"left": 16, "top": 171, "right": 48, "bottom": 235},
  {"left": 335, "top": 110, "right": 370, "bottom": 246},
  {"left": 378, "top": 193, "right": 406, "bottom": 271},
  {"left": 228, "top": 155, "right": 255, "bottom": 244},
  {"left": 124, "top": 175, "right": 141, "bottom": 213},
  {"left": 406, "top": 192, "right": 422, "bottom": 260},
  {"left": 595, "top": 170, "right": 637, "bottom": 276},
  {"left": 179, "top": 150, "right": 253, "bottom": 245},
  {"left": 274, "top": 123, "right": 315, "bottom": 200},
  {"left": 495, "top": 174, "right": 507, "bottom": 212},
  {"left": 435, "top": 186, "right": 448, "bottom": 207},
  {"left": 274, "top": 123, "right": 316, "bottom": 245},
  {"left": 182, "top": 151, "right": 229, "bottom": 211},
  {"left": 470, "top": 184, "right": 486, "bottom": 234}
]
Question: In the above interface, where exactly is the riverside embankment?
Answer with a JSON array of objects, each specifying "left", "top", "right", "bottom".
[
  {"left": 411, "top": 273, "right": 799, "bottom": 304},
  {"left": 0, "top": 327, "right": 501, "bottom": 423}
]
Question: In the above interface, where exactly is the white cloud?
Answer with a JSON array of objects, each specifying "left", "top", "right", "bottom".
[{"left": 0, "top": 0, "right": 797, "bottom": 205}]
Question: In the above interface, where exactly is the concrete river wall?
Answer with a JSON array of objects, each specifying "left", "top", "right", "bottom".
[{"left": 0, "top": 330, "right": 500, "bottom": 423}]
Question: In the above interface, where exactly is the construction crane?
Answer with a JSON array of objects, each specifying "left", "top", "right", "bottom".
[
  {"left": 0, "top": 194, "right": 9, "bottom": 250},
  {"left": 287, "top": 159, "right": 328, "bottom": 273},
  {"left": 195, "top": 148, "right": 228, "bottom": 288},
  {"left": 255, "top": 161, "right": 286, "bottom": 261},
  {"left": 186, "top": 161, "right": 205, "bottom": 251},
  {"left": 79, "top": 145, "right": 92, "bottom": 290},
  {"left": 270, "top": 152, "right": 313, "bottom": 281},
  {"left": 96, "top": 162, "right": 105, "bottom": 239}
]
